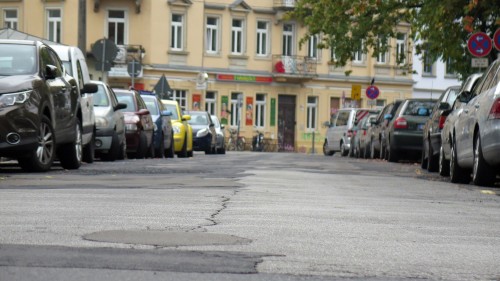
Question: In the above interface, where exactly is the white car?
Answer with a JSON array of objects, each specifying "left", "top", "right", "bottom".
[{"left": 211, "top": 115, "right": 226, "bottom": 154}]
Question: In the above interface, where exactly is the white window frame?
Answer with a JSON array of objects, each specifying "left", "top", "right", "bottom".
[
  {"left": 205, "top": 16, "right": 219, "bottom": 54},
  {"left": 230, "top": 93, "right": 241, "bottom": 126},
  {"left": 376, "top": 37, "right": 388, "bottom": 64},
  {"left": 308, "top": 35, "right": 319, "bottom": 59},
  {"left": 256, "top": 20, "right": 269, "bottom": 57},
  {"left": 231, "top": 18, "right": 244, "bottom": 55},
  {"left": 107, "top": 9, "right": 127, "bottom": 46},
  {"left": 171, "top": 13, "right": 184, "bottom": 51},
  {"left": 205, "top": 91, "right": 217, "bottom": 115},
  {"left": 422, "top": 50, "right": 434, "bottom": 76},
  {"left": 3, "top": 9, "right": 18, "bottom": 29},
  {"left": 306, "top": 96, "right": 318, "bottom": 131},
  {"left": 255, "top": 94, "right": 266, "bottom": 128},
  {"left": 282, "top": 23, "right": 294, "bottom": 56},
  {"left": 172, "top": 90, "right": 187, "bottom": 110},
  {"left": 352, "top": 40, "right": 364, "bottom": 63},
  {"left": 46, "top": 8, "right": 62, "bottom": 43},
  {"left": 396, "top": 33, "right": 406, "bottom": 65}
]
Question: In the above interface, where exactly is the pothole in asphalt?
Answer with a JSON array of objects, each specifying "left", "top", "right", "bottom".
[{"left": 83, "top": 230, "right": 252, "bottom": 247}]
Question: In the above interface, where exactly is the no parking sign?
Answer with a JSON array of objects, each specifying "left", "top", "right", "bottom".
[
  {"left": 494, "top": 28, "right": 500, "bottom": 51},
  {"left": 467, "top": 32, "right": 492, "bottom": 57}
]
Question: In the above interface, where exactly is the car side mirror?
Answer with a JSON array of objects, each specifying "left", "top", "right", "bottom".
[
  {"left": 221, "top": 125, "right": 225, "bottom": 129},
  {"left": 322, "top": 121, "right": 331, "bottom": 128},
  {"left": 438, "top": 102, "right": 451, "bottom": 111},
  {"left": 182, "top": 114, "right": 191, "bottom": 121},
  {"left": 82, "top": 82, "right": 98, "bottom": 94},
  {"left": 45, "top": 65, "right": 57, "bottom": 80},
  {"left": 458, "top": 91, "right": 472, "bottom": 103},
  {"left": 209, "top": 124, "right": 215, "bottom": 128},
  {"left": 114, "top": 102, "right": 127, "bottom": 111},
  {"left": 161, "top": 110, "right": 172, "bottom": 116}
]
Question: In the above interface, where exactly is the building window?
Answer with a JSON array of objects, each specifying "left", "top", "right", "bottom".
[
  {"left": 376, "top": 36, "right": 388, "bottom": 64},
  {"left": 256, "top": 21, "right": 269, "bottom": 56},
  {"left": 282, "top": 24, "right": 294, "bottom": 56},
  {"left": 3, "top": 9, "right": 18, "bottom": 29},
  {"left": 306, "top": 96, "right": 317, "bottom": 131},
  {"left": 423, "top": 51, "right": 434, "bottom": 75},
  {"left": 171, "top": 14, "right": 184, "bottom": 51},
  {"left": 352, "top": 40, "right": 364, "bottom": 63},
  {"left": 205, "top": 91, "right": 216, "bottom": 115},
  {"left": 254, "top": 94, "right": 266, "bottom": 128},
  {"left": 396, "top": 33, "right": 406, "bottom": 65},
  {"left": 230, "top": 93, "right": 241, "bottom": 126},
  {"left": 107, "top": 10, "right": 126, "bottom": 45},
  {"left": 172, "top": 90, "right": 187, "bottom": 110},
  {"left": 308, "top": 35, "right": 318, "bottom": 59},
  {"left": 47, "top": 9, "right": 62, "bottom": 43},
  {"left": 206, "top": 17, "right": 219, "bottom": 54},
  {"left": 445, "top": 58, "right": 455, "bottom": 76},
  {"left": 231, "top": 19, "right": 244, "bottom": 55}
]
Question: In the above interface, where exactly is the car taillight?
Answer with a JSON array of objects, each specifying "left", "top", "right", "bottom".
[
  {"left": 438, "top": 115, "right": 447, "bottom": 129},
  {"left": 394, "top": 117, "right": 408, "bottom": 129},
  {"left": 363, "top": 130, "right": 367, "bottom": 136},
  {"left": 488, "top": 98, "right": 500, "bottom": 119}
]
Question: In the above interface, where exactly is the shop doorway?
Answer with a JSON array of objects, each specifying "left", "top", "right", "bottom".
[{"left": 278, "top": 95, "right": 296, "bottom": 152}]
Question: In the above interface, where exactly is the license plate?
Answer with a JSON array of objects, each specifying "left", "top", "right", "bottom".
[{"left": 417, "top": 124, "right": 424, "bottom": 130}]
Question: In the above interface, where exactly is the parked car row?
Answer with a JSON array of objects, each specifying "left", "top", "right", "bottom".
[
  {"left": 326, "top": 58, "right": 500, "bottom": 187},
  {"left": 0, "top": 39, "right": 224, "bottom": 172}
]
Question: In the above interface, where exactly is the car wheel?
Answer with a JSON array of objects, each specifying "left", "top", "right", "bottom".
[
  {"left": 155, "top": 133, "right": 165, "bottom": 158},
  {"left": 135, "top": 132, "right": 148, "bottom": 159},
  {"left": 117, "top": 133, "right": 127, "bottom": 160},
  {"left": 101, "top": 132, "right": 120, "bottom": 162},
  {"left": 323, "top": 140, "right": 334, "bottom": 156},
  {"left": 340, "top": 141, "right": 348, "bottom": 157},
  {"left": 379, "top": 140, "right": 385, "bottom": 160},
  {"left": 58, "top": 118, "right": 83, "bottom": 170},
  {"left": 472, "top": 134, "right": 496, "bottom": 186},
  {"left": 421, "top": 139, "right": 428, "bottom": 169},
  {"left": 370, "top": 140, "right": 377, "bottom": 159},
  {"left": 449, "top": 139, "right": 470, "bottom": 184},
  {"left": 166, "top": 133, "right": 175, "bottom": 158},
  {"left": 427, "top": 139, "right": 439, "bottom": 172},
  {"left": 387, "top": 139, "right": 398, "bottom": 163},
  {"left": 438, "top": 145, "right": 450, "bottom": 177},
  {"left": 177, "top": 133, "right": 188, "bottom": 158},
  {"left": 17, "top": 115, "right": 55, "bottom": 172},
  {"left": 82, "top": 127, "right": 95, "bottom": 164}
]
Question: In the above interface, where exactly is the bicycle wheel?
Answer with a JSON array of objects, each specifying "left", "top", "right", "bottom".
[
  {"left": 227, "top": 138, "right": 235, "bottom": 151},
  {"left": 236, "top": 138, "right": 245, "bottom": 151}
]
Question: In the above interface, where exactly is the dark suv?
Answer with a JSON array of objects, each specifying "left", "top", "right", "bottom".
[{"left": 0, "top": 40, "right": 83, "bottom": 172}]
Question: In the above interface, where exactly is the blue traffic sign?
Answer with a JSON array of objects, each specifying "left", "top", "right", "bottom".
[
  {"left": 467, "top": 32, "right": 492, "bottom": 57},
  {"left": 494, "top": 28, "right": 500, "bottom": 51},
  {"left": 366, "top": 85, "right": 380, "bottom": 100}
]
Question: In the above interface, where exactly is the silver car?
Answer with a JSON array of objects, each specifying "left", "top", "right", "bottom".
[
  {"left": 211, "top": 115, "right": 226, "bottom": 154},
  {"left": 92, "top": 81, "right": 127, "bottom": 161},
  {"left": 443, "top": 59, "right": 500, "bottom": 186}
]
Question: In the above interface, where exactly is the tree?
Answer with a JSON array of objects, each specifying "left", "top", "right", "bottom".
[{"left": 287, "top": 0, "right": 500, "bottom": 80}]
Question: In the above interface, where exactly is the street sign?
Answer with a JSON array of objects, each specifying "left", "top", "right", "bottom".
[
  {"left": 471, "top": 58, "right": 489, "bottom": 68},
  {"left": 365, "top": 85, "right": 380, "bottom": 100},
  {"left": 467, "top": 32, "right": 492, "bottom": 57},
  {"left": 92, "top": 38, "right": 119, "bottom": 71},
  {"left": 494, "top": 28, "right": 500, "bottom": 51},
  {"left": 351, "top": 84, "right": 361, "bottom": 100},
  {"left": 127, "top": 60, "right": 141, "bottom": 77}
]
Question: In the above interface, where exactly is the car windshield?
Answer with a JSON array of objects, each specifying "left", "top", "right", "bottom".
[
  {"left": 93, "top": 84, "right": 110, "bottom": 107},
  {"left": 142, "top": 97, "right": 159, "bottom": 115},
  {"left": 164, "top": 104, "right": 179, "bottom": 120},
  {"left": 189, "top": 114, "right": 209, "bottom": 125},
  {"left": 403, "top": 100, "right": 435, "bottom": 116},
  {"left": 62, "top": 61, "right": 72, "bottom": 76},
  {"left": 0, "top": 44, "right": 36, "bottom": 76},
  {"left": 115, "top": 93, "right": 137, "bottom": 112},
  {"left": 444, "top": 88, "right": 460, "bottom": 106}
]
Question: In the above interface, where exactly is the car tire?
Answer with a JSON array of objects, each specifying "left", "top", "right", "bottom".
[
  {"left": 438, "top": 145, "right": 450, "bottom": 177},
  {"left": 379, "top": 140, "right": 385, "bottom": 160},
  {"left": 58, "top": 118, "right": 83, "bottom": 170},
  {"left": 155, "top": 133, "right": 165, "bottom": 158},
  {"left": 449, "top": 139, "right": 470, "bottom": 184},
  {"left": 17, "top": 115, "right": 55, "bottom": 172},
  {"left": 166, "top": 133, "right": 175, "bottom": 158},
  {"left": 427, "top": 139, "right": 439, "bottom": 172},
  {"left": 82, "top": 127, "right": 95, "bottom": 164},
  {"left": 472, "top": 134, "right": 496, "bottom": 187},
  {"left": 340, "top": 141, "right": 348, "bottom": 157},
  {"left": 117, "top": 133, "right": 127, "bottom": 160},
  {"left": 370, "top": 140, "right": 377, "bottom": 159},
  {"left": 323, "top": 140, "right": 334, "bottom": 156},
  {"left": 421, "top": 140, "right": 428, "bottom": 169},
  {"left": 387, "top": 139, "right": 398, "bottom": 163},
  {"left": 134, "top": 132, "right": 148, "bottom": 159},
  {"left": 101, "top": 132, "right": 120, "bottom": 162},
  {"left": 177, "top": 133, "right": 188, "bottom": 158}
]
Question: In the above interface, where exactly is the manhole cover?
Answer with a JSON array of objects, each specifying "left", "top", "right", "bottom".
[{"left": 84, "top": 230, "right": 251, "bottom": 247}]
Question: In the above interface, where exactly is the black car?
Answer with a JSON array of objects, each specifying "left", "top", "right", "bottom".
[
  {"left": 368, "top": 100, "right": 403, "bottom": 159},
  {"left": 0, "top": 40, "right": 84, "bottom": 172},
  {"left": 421, "top": 85, "right": 460, "bottom": 172},
  {"left": 185, "top": 111, "right": 216, "bottom": 154}
]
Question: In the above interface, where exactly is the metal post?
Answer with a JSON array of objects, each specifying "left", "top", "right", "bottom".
[
  {"left": 131, "top": 59, "right": 135, "bottom": 89},
  {"left": 101, "top": 39, "right": 106, "bottom": 83},
  {"left": 311, "top": 131, "right": 315, "bottom": 154}
]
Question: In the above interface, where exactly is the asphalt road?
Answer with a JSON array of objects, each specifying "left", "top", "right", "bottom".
[{"left": 0, "top": 152, "right": 499, "bottom": 281}]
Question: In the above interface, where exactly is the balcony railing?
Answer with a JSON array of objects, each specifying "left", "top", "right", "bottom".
[
  {"left": 273, "top": 0, "right": 296, "bottom": 9},
  {"left": 272, "top": 55, "right": 317, "bottom": 80}
]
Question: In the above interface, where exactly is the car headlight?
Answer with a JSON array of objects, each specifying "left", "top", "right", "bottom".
[
  {"left": 95, "top": 117, "right": 109, "bottom": 128},
  {"left": 196, "top": 128, "right": 209, "bottom": 137},
  {"left": 172, "top": 124, "right": 181, "bottom": 134},
  {"left": 126, "top": 123, "right": 138, "bottom": 131},
  {"left": 0, "top": 90, "right": 32, "bottom": 108}
]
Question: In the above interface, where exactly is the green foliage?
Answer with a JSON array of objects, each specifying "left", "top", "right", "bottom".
[{"left": 287, "top": 0, "right": 500, "bottom": 80}]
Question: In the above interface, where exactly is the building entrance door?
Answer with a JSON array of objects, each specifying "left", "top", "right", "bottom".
[{"left": 278, "top": 95, "right": 296, "bottom": 152}]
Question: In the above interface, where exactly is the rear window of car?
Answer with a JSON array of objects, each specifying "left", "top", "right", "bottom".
[
  {"left": 444, "top": 88, "right": 460, "bottom": 106},
  {"left": 188, "top": 114, "right": 209, "bottom": 125},
  {"left": 163, "top": 104, "right": 179, "bottom": 120},
  {"left": 115, "top": 93, "right": 137, "bottom": 112},
  {"left": 142, "top": 96, "right": 159, "bottom": 115},
  {"left": 403, "top": 100, "right": 435, "bottom": 116}
]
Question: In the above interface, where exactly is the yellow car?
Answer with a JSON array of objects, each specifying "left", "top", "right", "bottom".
[{"left": 161, "top": 100, "right": 193, "bottom": 157}]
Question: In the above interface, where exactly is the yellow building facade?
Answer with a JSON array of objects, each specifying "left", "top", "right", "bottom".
[{"left": 0, "top": 0, "right": 414, "bottom": 153}]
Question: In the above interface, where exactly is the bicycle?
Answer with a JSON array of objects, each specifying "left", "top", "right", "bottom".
[{"left": 226, "top": 127, "right": 246, "bottom": 151}]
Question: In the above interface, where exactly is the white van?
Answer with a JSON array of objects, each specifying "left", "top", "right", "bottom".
[
  {"left": 323, "top": 108, "right": 375, "bottom": 156},
  {"left": 50, "top": 45, "right": 97, "bottom": 163}
]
